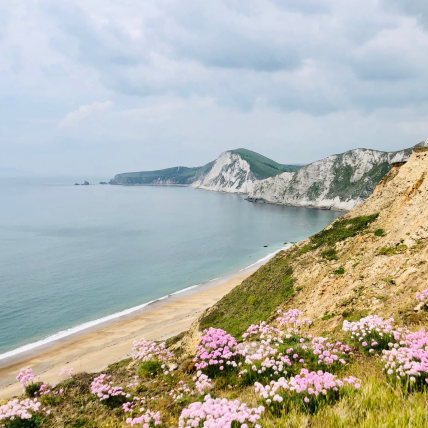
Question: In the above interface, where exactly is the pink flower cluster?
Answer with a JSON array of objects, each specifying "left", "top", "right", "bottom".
[
  {"left": 277, "top": 309, "right": 312, "bottom": 333},
  {"left": 132, "top": 339, "right": 174, "bottom": 363},
  {"left": 125, "top": 408, "right": 162, "bottom": 427},
  {"left": 194, "top": 328, "right": 241, "bottom": 372},
  {"left": 90, "top": 374, "right": 129, "bottom": 401},
  {"left": 382, "top": 329, "right": 428, "bottom": 387},
  {"left": 193, "top": 371, "right": 213, "bottom": 395},
  {"left": 178, "top": 395, "right": 264, "bottom": 428},
  {"left": 238, "top": 341, "right": 298, "bottom": 382},
  {"left": 416, "top": 289, "right": 428, "bottom": 310},
  {"left": 342, "top": 315, "right": 400, "bottom": 353},
  {"left": 16, "top": 367, "right": 36, "bottom": 390},
  {"left": 310, "top": 337, "right": 353, "bottom": 367},
  {"left": 37, "top": 383, "right": 64, "bottom": 397},
  {"left": 0, "top": 398, "right": 42, "bottom": 422},
  {"left": 255, "top": 368, "right": 360, "bottom": 409},
  {"left": 242, "top": 321, "right": 284, "bottom": 343}
]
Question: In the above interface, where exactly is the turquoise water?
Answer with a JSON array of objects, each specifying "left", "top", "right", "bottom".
[{"left": 0, "top": 178, "right": 341, "bottom": 355}]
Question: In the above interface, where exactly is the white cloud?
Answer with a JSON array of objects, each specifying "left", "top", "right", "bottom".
[
  {"left": 58, "top": 101, "right": 113, "bottom": 129},
  {"left": 1, "top": 0, "right": 428, "bottom": 175}
]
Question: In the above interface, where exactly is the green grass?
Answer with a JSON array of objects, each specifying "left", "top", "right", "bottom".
[
  {"left": 111, "top": 164, "right": 213, "bottom": 185},
  {"left": 19, "top": 350, "right": 428, "bottom": 428},
  {"left": 334, "top": 266, "right": 345, "bottom": 275},
  {"left": 374, "top": 228, "right": 386, "bottom": 237},
  {"left": 231, "top": 148, "right": 302, "bottom": 179},
  {"left": 199, "top": 251, "right": 296, "bottom": 338},
  {"left": 378, "top": 244, "right": 408, "bottom": 256},
  {"left": 199, "top": 214, "right": 379, "bottom": 338},
  {"left": 2, "top": 415, "right": 45, "bottom": 428},
  {"left": 112, "top": 148, "right": 303, "bottom": 185},
  {"left": 322, "top": 248, "right": 338, "bottom": 260},
  {"left": 25, "top": 382, "right": 43, "bottom": 398},
  {"left": 309, "top": 214, "right": 379, "bottom": 250},
  {"left": 258, "top": 359, "right": 428, "bottom": 428},
  {"left": 137, "top": 360, "right": 163, "bottom": 378}
]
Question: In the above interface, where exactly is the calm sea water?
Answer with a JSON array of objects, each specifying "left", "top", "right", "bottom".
[{"left": 0, "top": 177, "right": 341, "bottom": 355}]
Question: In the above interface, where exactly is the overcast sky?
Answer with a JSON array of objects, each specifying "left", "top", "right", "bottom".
[{"left": 1, "top": 0, "right": 428, "bottom": 176}]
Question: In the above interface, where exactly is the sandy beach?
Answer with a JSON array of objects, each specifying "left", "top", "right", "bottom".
[{"left": 0, "top": 268, "right": 257, "bottom": 399}]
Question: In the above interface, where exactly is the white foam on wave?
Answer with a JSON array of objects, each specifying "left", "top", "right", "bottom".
[{"left": 0, "top": 244, "right": 292, "bottom": 363}]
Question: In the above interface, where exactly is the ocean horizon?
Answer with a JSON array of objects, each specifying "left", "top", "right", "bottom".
[{"left": 0, "top": 177, "right": 341, "bottom": 359}]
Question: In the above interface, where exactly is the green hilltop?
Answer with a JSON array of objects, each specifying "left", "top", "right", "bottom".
[
  {"left": 110, "top": 148, "right": 301, "bottom": 185},
  {"left": 230, "top": 148, "right": 301, "bottom": 179}
]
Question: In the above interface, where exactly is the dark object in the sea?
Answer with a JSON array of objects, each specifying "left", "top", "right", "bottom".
[
  {"left": 99, "top": 181, "right": 108, "bottom": 185},
  {"left": 74, "top": 183, "right": 80, "bottom": 186},
  {"left": 264, "top": 245, "right": 268, "bottom": 247},
  {"left": 83, "top": 180, "right": 90, "bottom": 185}
]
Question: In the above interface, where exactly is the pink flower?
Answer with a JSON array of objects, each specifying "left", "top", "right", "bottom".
[
  {"left": 16, "top": 368, "right": 35, "bottom": 390},
  {"left": 0, "top": 398, "right": 42, "bottom": 422},
  {"left": 179, "top": 395, "right": 264, "bottom": 428},
  {"left": 194, "top": 328, "right": 241, "bottom": 373}
]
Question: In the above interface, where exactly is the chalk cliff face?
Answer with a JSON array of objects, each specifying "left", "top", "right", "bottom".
[
  {"left": 247, "top": 147, "right": 420, "bottom": 210},
  {"left": 111, "top": 148, "right": 299, "bottom": 194},
  {"left": 111, "top": 141, "right": 428, "bottom": 210},
  {"left": 191, "top": 151, "right": 256, "bottom": 194}
]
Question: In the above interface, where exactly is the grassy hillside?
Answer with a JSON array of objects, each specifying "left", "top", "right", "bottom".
[
  {"left": 231, "top": 148, "right": 301, "bottom": 179},
  {"left": 1, "top": 149, "right": 427, "bottom": 427},
  {"left": 110, "top": 149, "right": 301, "bottom": 185},
  {"left": 110, "top": 163, "right": 214, "bottom": 185},
  {"left": 199, "top": 213, "right": 379, "bottom": 337}
]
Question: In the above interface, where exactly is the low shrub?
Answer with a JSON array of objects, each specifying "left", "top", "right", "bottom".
[
  {"left": 343, "top": 315, "right": 400, "bottom": 354},
  {"left": 255, "top": 369, "right": 361, "bottom": 414},
  {"left": 374, "top": 228, "right": 386, "bottom": 237},
  {"left": 194, "top": 328, "right": 241, "bottom": 378},
  {"left": 137, "top": 360, "right": 163, "bottom": 378},
  {"left": 0, "top": 398, "right": 43, "bottom": 428},
  {"left": 178, "top": 395, "right": 264, "bottom": 428},
  {"left": 321, "top": 248, "right": 338, "bottom": 261}
]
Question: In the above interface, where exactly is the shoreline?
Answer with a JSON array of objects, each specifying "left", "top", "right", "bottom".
[{"left": 0, "top": 245, "right": 288, "bottom": 399}]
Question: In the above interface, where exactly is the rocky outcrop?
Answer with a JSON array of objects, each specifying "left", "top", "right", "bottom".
[
  {"left": 110, "top": 148, "right": 298, "bottom": 193},
  {"left": 111, "top": 141, "right": 428, "bottom": 210},
  {"left": 283, "top": 146, "right": 428, "bottom": 329},
  {"left": 191, "top": 151, "right": 256, "bottom": 194},
  {"left": 194, "top": 146, "right": 428, "bottom": 342},
  {"left": 247, "top": 143, "right": 428, "bottom": 210}
]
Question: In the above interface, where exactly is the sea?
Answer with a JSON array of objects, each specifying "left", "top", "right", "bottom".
[{"left": 0, "top": 177, "right": 341, "bottom": 359}]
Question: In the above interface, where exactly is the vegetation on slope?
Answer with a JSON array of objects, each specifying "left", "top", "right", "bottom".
[
  {"left": 110, "top": 163, "right": 214, "bottom": 185},
  {"left": 111, "top": 148, "right": 301, "bottom": 185},
  {"left": 4, "top": 297, "right": 428, "bottom": 427},
  {"left": 199, "top": 214, "right": 379, "bottom": 338},
  {"left": 230, "top": 148, "right": 301, "bottom": 179}
]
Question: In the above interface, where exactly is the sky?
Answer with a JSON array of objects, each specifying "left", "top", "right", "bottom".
[{"left": 1, "top": 0, "right": 428, "bottom": 177}]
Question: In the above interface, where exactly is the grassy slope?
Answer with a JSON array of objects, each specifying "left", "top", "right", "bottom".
[
  {"left": 22, "top": 353, "right": 428, "bottom": 428},
  {"left": 111, "top": 163, "right": 214, "bottom": 185},
  {"left": 4, "top": 212, "right": 428, "bottom": 427},
  {"left": 231, "top": 148, "right": 301, "bottom": 179},
  {"left": 199, "top": 214, "right": 379, "bottom": 338},
  {"left": 111, "top": 149, "right": 301, "bottom": 185}
]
